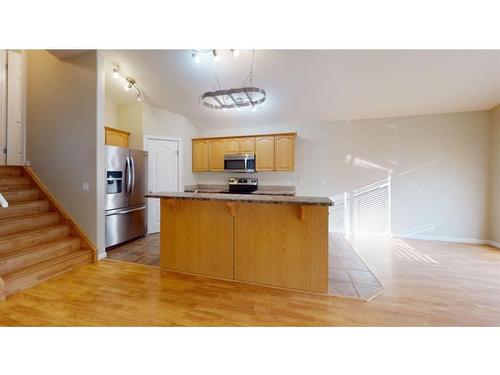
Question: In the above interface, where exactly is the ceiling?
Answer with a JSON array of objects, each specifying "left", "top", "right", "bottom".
[{"left": 103, "top": 50, "right": 500, "bottom": 130}]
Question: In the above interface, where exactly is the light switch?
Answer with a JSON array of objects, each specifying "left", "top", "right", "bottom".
[{"left": 82, "top": 182, "right": 90, "bottom": 192}]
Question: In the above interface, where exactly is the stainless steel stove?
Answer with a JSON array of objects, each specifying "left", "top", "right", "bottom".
[{"left": 228, "top": 177, "right": 258, "bottom": 194}]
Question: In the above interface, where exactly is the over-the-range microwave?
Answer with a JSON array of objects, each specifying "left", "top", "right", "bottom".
[{"left": 224, "top": 153, "right": 256, "bottom": 173}]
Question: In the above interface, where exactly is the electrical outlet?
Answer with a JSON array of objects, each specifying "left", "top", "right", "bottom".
[{"left": 82, "top": 182, "right": 90, "bottom": 192}]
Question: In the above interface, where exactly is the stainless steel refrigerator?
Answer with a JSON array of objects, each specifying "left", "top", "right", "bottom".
[{"left": 105, "top": 145, "right": 148, "bottom": 248}]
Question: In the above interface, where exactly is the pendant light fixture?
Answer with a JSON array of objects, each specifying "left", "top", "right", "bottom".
[{"left": 198, "top": 50, "right": 266, "bottom": 112}]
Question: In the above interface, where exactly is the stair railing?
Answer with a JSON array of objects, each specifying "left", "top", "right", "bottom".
[{"left": 0, "top": 192, "right": 8, "bottom": 208}]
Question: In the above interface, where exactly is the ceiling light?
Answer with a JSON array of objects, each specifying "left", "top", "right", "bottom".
[
  {"left": 192, "top": 52, "right": 201, "bottom": 64},
  {"left": 124, "top": 83, "right": 132, "bottom": 91},
  {"left": 252, "top": 105, "right": 257, "bottom": 112},
  {"left": 212, "top": 50, "right": 219, "bottom": 62},
  {"left": 136, "top": 93, "right": 142, "bottom": 102},
  {"left": 231, "top": 49, "right": 240, "bottom": 58}
]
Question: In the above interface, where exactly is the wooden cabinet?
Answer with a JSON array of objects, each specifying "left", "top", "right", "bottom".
[
  {"left": 274, "top": 135, "right": 295, "bottom": 171},
  {"left": 240, "top": 137, "right": 255, "bottom": 153},
  {"left": 191, "top": 132, "right": 296, "bottom": 172},
  {"left": 224, "top": 138, "right": 240, "bottom": 154},
  {"left": 208, "top": 139, "right": 225, "bottom": 171},
  {"left": 255, "top": 136, "right": 275, "bottom": 171},
  {"left": 105, "top": 127, "right": 130, "bottom": 148},
  {"left": 192, "top": 140, "right": 208, "bottom": 171}
]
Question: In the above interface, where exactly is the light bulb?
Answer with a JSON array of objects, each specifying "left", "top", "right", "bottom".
[
  {"left": 124, "top": 83, "right": 132, "bottom": 92},
  {"left": 192, "top": 52, "right": 200, "bottom": 64},
  {"left": 136, "top": 94, "right": 142, "bottom": 102},
  {"left": 252, "top": 105, "right": 257, "bottom": 112},
  {"left": 212, "top": 50, "right": 219, "bottom": 62},
  {"left": 236, "top": 106, "right": 241, "bottom": 111},
  {"left": 232, "top": 49, "right": 240, "bottom": 58},
  {"left": 222, "top": 107, "right": 227, "bottom": 112}
]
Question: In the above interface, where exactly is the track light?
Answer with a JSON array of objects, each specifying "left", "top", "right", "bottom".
[
  {"left": 124, "top": 83, "right": 132, "bottom": 91},
  {"left": 252, "top": 105, "right": 257, "bottom": 112},
  {"left": 112, "top": 65, "right": 120, "bottom": 79},
  {"left": 231, "top": 49, "right": 240, "bottom": 58},
  {"left": 212, "top": 49, "right": 219, "bottom": 62},
  {"left": 192, "top": 51, "right": 201, "bottom": 64}
]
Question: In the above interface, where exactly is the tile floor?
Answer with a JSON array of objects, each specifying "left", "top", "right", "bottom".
[
  {"left": 107, "top": 232, "right": 384, "bottom": 301},
  {"left": 328, "top": 233, "right": 384, "bottom": 300}
]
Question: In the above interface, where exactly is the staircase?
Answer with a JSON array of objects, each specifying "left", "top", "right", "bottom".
[{"left": 0, "top": 166, "right": 95, "bottom": 300}]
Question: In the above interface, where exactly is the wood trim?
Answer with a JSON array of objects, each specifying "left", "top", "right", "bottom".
[
  {"left": 105, "top": 126, "right": 131, "bottom": 136},
  {"left": 22, "top": 167, "right": 98, "bottom": 262},
  {"left": 192, "top": 132, "right": 297, "bottom": 141}
]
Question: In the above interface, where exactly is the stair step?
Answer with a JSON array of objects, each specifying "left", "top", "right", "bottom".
[
  {"left": 0, "top": 224, "right": 70, "bottom": 254},
  {"left": 2, "top": 249, "right": 93, "bottom": 298},
  {"left": 0, "top": 212, "right": 60, "bottom": 236},
  {"left": 0, "top": 176, "right": 31, "bottom": 189},
  {"left": 0, "top": 237, "right": 80, "bottom": 275},
  {"left": 0, "top": 200, "right": 49, "bottom": 220},
  {"left": 0, "top": 188, "right": 40, "bottom": 203},
  {"left": 0, "top": 167, "right": 22, "bottom": 177}
]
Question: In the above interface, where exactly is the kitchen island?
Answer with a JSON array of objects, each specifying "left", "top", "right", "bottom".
[{"left": 145, "top": 192, "right": 333, "bottom": 293}]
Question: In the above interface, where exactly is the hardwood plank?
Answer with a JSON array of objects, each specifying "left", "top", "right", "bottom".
[{"left": 0, "top": 225, "right": 69, "bottom": 254}]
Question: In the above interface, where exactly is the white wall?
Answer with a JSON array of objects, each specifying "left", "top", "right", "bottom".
[
  {"left": 104, "top": 96, "right": 118, "bottom": 128},
  {"left": 195, "top": 111, "right": 492, "bottom": 241},
  {"left": 490, "top": 105, "right": 500, "bottom": 245},
  {"left": 26, "top": 50, "right": 99, "bottom": 244},
  {"left": 116, "top": 102, "right": 143, "bottom": 149}
]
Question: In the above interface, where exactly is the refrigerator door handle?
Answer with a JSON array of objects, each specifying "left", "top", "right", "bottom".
[
  {"left": 125, "top": 156, "right": 132, "bottom": 195},
  {"left": 106, "top": 206, "right": 146, "bottom": 216},
  {"left": 130, "top": 155, "right": 136, "bottom": 195}
]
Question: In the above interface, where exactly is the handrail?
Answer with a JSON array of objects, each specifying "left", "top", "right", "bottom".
[{"left": 0, "top": 192, "right": 8, "bottom": 208}]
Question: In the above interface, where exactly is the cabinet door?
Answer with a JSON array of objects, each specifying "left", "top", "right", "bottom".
[
  {"left": 105, "top": 129, "right": 129, "bottom": 148},
  {"left": 208, "top": 139, "right": 225, "bottom": 171},
  {"left": 224, "top": 138, "right": 240, "bottom": 154},
  {"left": 255, "top": 136, "right": 275, "bottom": 171},
  {"left": 274, "top": 135, "right": 295, "bottom": 171},
  {"left": 192, "top": 140, "right": 208, "bottom": 171},
  {"left": 240, "top": 137, "right": 256, "bottom": 153}
]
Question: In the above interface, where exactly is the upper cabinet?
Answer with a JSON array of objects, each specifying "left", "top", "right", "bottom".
[
  {"left": 240, "top": 137, "right": 256, "bottom": 153},
  {"left": 208, "top": 139, "right": 225, "bottom": 171},
  {"left": 255, "top": 136, "right": 275, "bottom": 171},
  {"left": 274, "top": 135, "right": 295, "bottom": 171},
  {"left": 105, "top": 127, "right": 130, "bottom": 148},
  {"left": 192, "top": 140, "right": 208, "bottom": 171},
  {"left": 192, "top": 132, "right": 296, "bottom": 172},
  {"left": 224, "top": 138, "right": 240, "bottom": 154}
]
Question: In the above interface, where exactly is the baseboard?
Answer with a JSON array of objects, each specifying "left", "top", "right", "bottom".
[{"left": 397, "top": 234, "right": 500, "bottom": 248}]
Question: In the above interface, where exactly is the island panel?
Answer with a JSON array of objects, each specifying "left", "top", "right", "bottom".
[
  {"left": 160, "top": 199, "right": 234, "bottom": 279},
  {"left": 234, "top": 202, "right": 329, "bottom": 293}
]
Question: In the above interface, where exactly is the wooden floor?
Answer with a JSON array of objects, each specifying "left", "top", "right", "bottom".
[{"left": 0, "top": 235, "right": 499, "bottom": 326}]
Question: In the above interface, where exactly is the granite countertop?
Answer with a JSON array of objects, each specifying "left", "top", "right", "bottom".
[
  {"left": 146, "top": 191, "right": 333, "bottom": 206},
  {"left": 184, "top": 184, "right": 296, "bottom": 196}
]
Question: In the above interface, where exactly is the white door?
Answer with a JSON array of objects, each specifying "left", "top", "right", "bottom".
[
  {"left": 145, "top": 137, "right": 180, "bottom": 233},
  {"left": 6, "top": 51, "right": 24, "bottom": 165}
]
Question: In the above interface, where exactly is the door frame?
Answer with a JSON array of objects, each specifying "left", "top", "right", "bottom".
[
  {"left": 143, "top": 135, "right": 182, "bottom": 233},
  {"left": 0, "top": 50, "right": 6, "bottom": 165}
]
